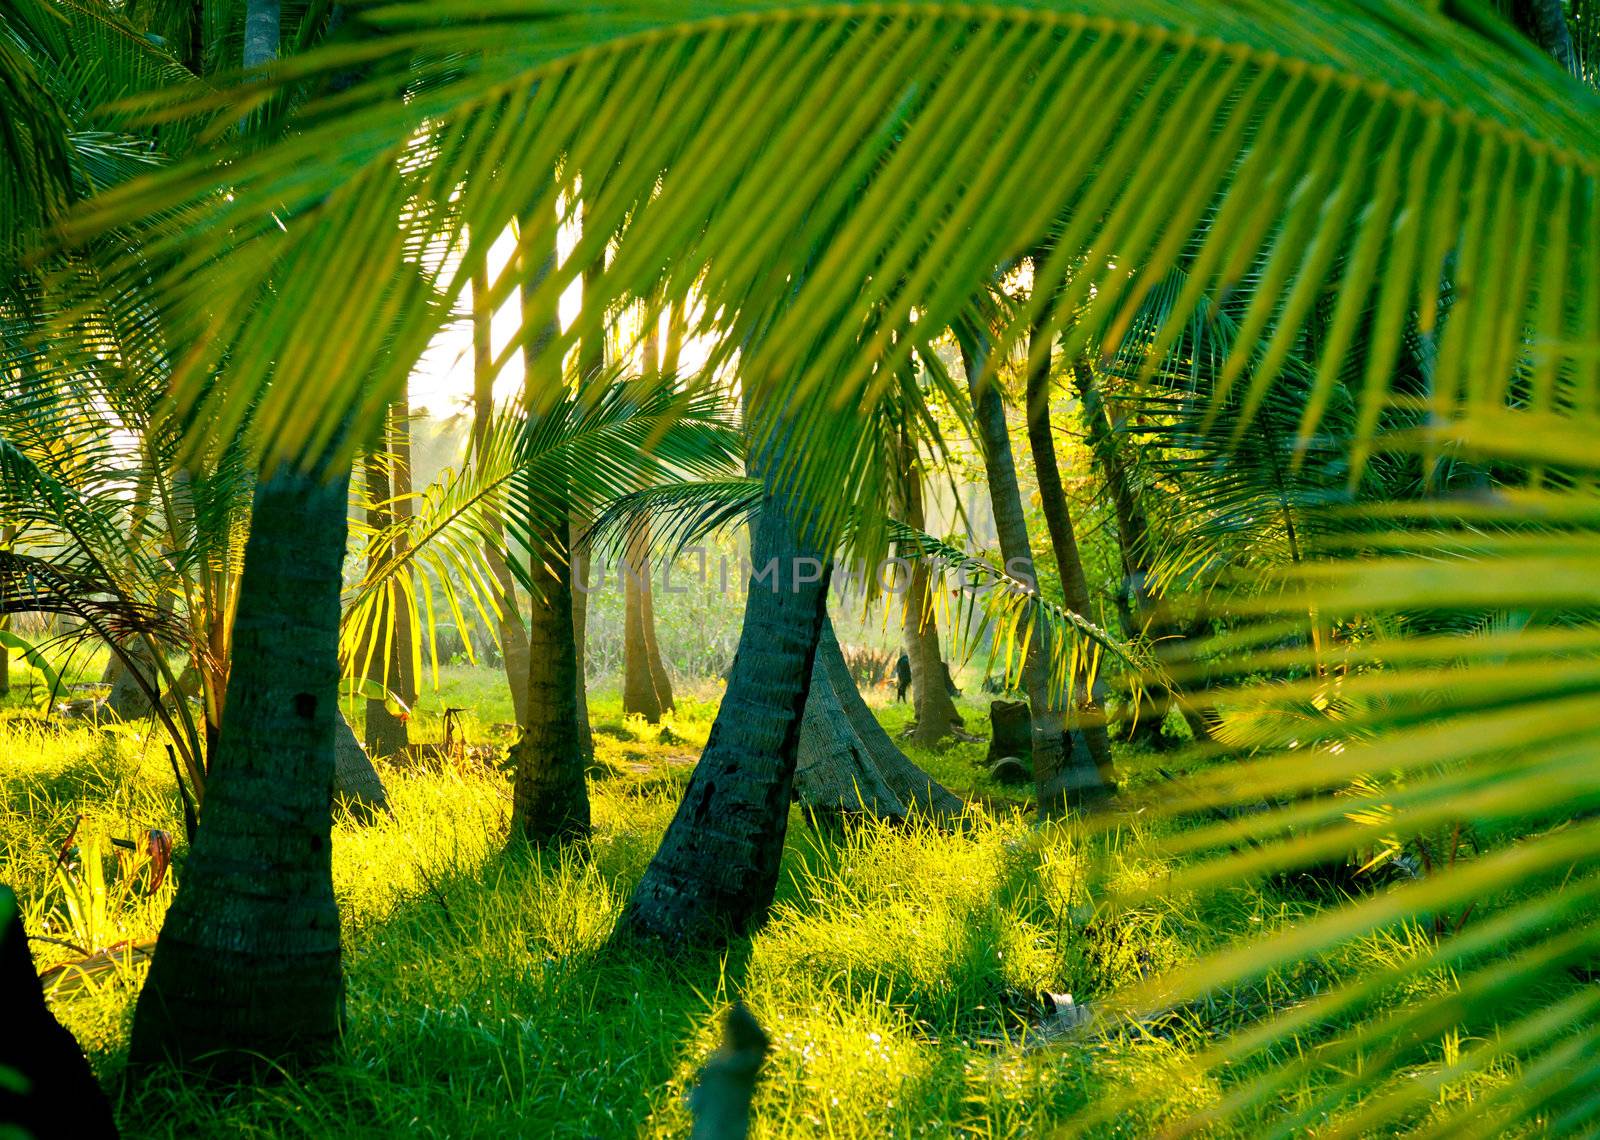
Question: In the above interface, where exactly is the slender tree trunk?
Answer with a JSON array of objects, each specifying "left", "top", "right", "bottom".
[
  {"left": 958, "top": 325, "right": 1107, "bottom": 814},
  {"left": 508, "top": 507, "right": 590, "bottom": 844},
  {"left": 129, "top": 462, "right": 348, "bottom": 1070},
  {"left": 1070, "top": 360, "right": 1211, "bottom": 746},
  {"left": 570, "top": 257, "right": 606, "bottom": 764},
  {"left": 619, "top": 424, "right": 830, "bottom": 944},
  {"left": 363, "top": 440, "right": 408, "bottom": 758},
  {"left": 623, "top": 525, "right": 664, "bottom": 722},
  {"left": 642, "top": 565, "right": 675, "bottom": 714},
  {"left": 0, "top": 526, "right": 12, "bottom": 696},
  {"left": 571, "top": 515, "right": 594, "bottom": 763},
  {"left": 623, "top": 314, "right": 675, "bottom": 719},
  {"left": 1024, "top": 293, "right": 1116, "bottom": 785},
  {"left": 897, "top": 420, "right": 964, "bottom": 745},
  {"left": 507, "top": 202, "right": 589, "bottom": 845},
  {"left": 471, "top": 262, "right": 532, "bottom": 723}
]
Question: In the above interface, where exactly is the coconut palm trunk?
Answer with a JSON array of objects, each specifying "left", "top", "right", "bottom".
[
  {"left": 797, "top": 614, "right": 963, "bottom": 818},
  {"left": 1024, "top": 288, "right": 1116, "bottom": 785},
  {"left": 622, "top": 524, "right": 664, "bottom": 722},
  {"left": 471, "top": 262, "right": 532, "bottom": 724},
  {"left": 1069, "top": 359, "right": 1213, "bottom": 746},
  {"left": 506, "top": 203, "right": 590, "bottom": 845},
  {"left": 897, "top": 419, "right": 964, "bottom": 745},
  {"left": 957, "top": 323, "right": 1107, "bottom": 813},
  {"left": 128, "top": 461, "right": 349, "bottom": 1070},
  {"left": 619, "top": 425, "right": 830, "bottom": 944}
]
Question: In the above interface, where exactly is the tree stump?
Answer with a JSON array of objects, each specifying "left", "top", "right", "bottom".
[{"left": 985, "top": 700, "right": 1032, "bottom": 769}]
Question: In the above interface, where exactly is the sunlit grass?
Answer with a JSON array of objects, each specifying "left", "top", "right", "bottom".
[{"left": 0, "top": 667, "right": 1568, "bottom": 1137}]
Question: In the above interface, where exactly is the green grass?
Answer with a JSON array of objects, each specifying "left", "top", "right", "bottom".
[{"left": 0, "top": 667, "right": 1555, "bottom": 1137}]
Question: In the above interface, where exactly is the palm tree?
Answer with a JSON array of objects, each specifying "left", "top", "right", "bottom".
[
  {"left": 896, "top": 411, "right": 965, "bottom": 746},
  {"left": 957, "top": 315, "right": 1110, "bottom": 810},
  {"left": 619, "top": 410, "right": 834, "bottom": 944},
  {"left": 1023, "top": 257, "right": 1117, "bottom": 777},
  {"left": 48, "top": 2, "right": 1600, "bottom": 1126}
]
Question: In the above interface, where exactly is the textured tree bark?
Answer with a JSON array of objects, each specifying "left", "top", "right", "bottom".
[
  {"left": 128, "top": 462, "right": 348, "bottom": 1071},
  {"left": 797, "top": 616, "right": 964, "bottom": 819},
  {"left": 471, "top": 262, "right": 532, "bottom": 724},
  {"left": 622, "top": 527, "right": 664, "bottom": 723},
  {"left": 641, "top": 567, "right": 676, "bottom": 714},
  {"left": 958, "top": 325, "right": 1106, "bottom": 815},
  {"left": 363, "top": 442, "right": 408, "bottom": 759},
  {"left": 571, "top": 257, "right": 606, "bottom": 764},
  {"left": 104, "top": 633, "right": 160, "bottom": 720},
  {"left": 0, "top": 885, "right": 118, "bottom": 1138},
  {"left": 571, "top": 514, "right": 595, "bottom": 764},
  {"left": 897, "top": 420, "right": 964, "bottom": 745},
  {"left": 334, "top": 711, "right": 390, "bottom": 819},
  {"left": 1024, "top": 292, "right": 1116, "bottom": 786},
  {"left": 508, "top": 516, "right": 590, "bottom": 845},
  {"left": 507, "top": 202, "right": 590, "bottom": 846},
  {"left": 618, "top": 432, "right": 830, "bottom": 944}
]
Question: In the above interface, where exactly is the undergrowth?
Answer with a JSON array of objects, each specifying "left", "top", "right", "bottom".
[{"left": 0, "top": 666, "right": 1547, "bottom": 1137}]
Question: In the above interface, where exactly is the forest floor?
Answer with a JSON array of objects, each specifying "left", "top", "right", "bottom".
[{"left": 0, "top": 661, "right": 1517, "bottom": 1137}]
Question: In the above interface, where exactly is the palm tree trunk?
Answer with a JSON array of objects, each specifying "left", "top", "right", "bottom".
[
  {"left": 1070, "top": 360, "right": 1212, "bottom": 746},
  {"left": 508, "top": 505, "right": 590, "bottom": 844},
  {"left": 1024, "top": 295, "right": 1116, "bottom": 785},
  {"left": 471, "top": 262, "right": 532, "bottom": 723},
  {"left": 619, "top": 429, "right": 830, "bottom": 944},
  {"left": 129, "top": 462, "right": 348, "bottom": 1071},
  {"left": 957, "top": 323, "right": 1107, "bottom": 814},
  {"left": 797, "top": 614, "right": 963, "bottom": 818},
  {"left": 641, "top": 567, "right": 675, "bottom": 714},
  {"left": 570, "top": 514, "right": 594, "bottom": 763},
  {"left": 570, "top": 257, "right": 606, "bottom": 763},
  {"left": 897, "top": 419, "right": 964, "bottom": 745},
  {"left": 622, "top": 526, "right": 664, "bottom": 722},
  {"left": 507, "top": 202, "right": 589, "bottom": 845},
  {"left": 0, "top": 525, "right": 12, "bottom": 696}
]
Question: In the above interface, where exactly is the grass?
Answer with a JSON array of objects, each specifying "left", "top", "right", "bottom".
[{"left": 0, "top": 663, "right": 1563, "bottom": 1137}]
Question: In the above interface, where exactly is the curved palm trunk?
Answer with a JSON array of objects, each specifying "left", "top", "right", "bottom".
[
  {"left": 1024, "top": 296, "right": 1116, "bottom": 785},
  {"left": 798, "top": 615, "right": 963, "bottom": 818},
  {"left": 129, "top": 463, "right": 348, "bottom": 1071},
  {"left": 898, "top": 421, "right": 964, "bottom": 745},
  {"left": 619, "top": 453, "right": 829, "bottom": 945},
  {"left": 958, "top": 326, "right": 1107, "bottom": 815}
]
